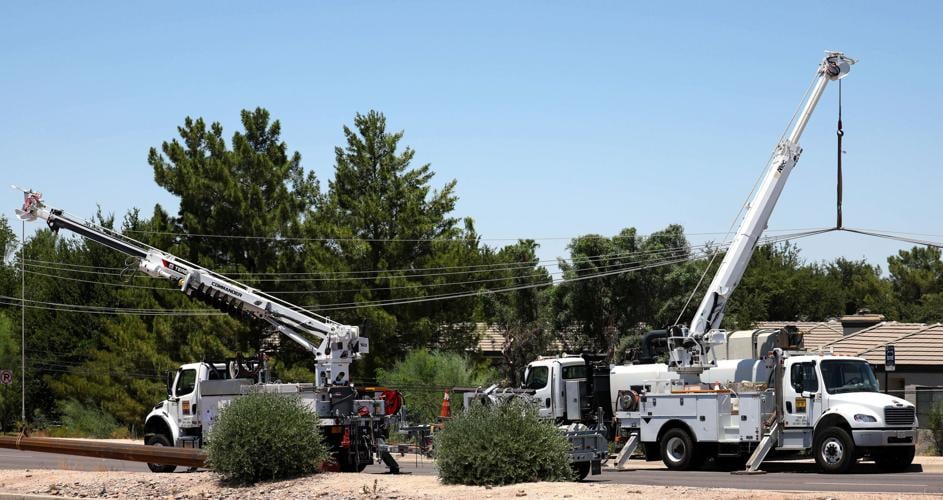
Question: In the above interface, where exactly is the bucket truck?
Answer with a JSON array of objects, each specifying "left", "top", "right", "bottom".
[
  {"left": 518, "top": 52, "right": 918, "bottom": 474},
  {"left": 15, "top": 193, "right": 403, "bottom": 473}
]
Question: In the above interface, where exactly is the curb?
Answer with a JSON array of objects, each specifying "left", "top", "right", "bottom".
[{"left": 0, "top": 493, "right": 77, "bottom": 500}]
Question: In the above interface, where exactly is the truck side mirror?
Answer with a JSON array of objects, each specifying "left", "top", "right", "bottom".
[{"left": 166, "top": 370, "right": 174, "bottom": 398}]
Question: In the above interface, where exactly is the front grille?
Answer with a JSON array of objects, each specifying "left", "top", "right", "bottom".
[{"left": 884, "top": 406, "right": 915, "bottom": 426}]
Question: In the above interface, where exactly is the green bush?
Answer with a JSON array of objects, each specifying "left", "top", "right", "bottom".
[
  {"left": 928, "top": 401, "right": 943, "bottom": 455},
  {"left": 206, "top": 392, "right": 328, "bottom": 484},
  {"left": 376, "top": 349, "right": 494, "bottom": 424},
  {"left": 52, "top": 400, "right": 125, "bottom": 438},
  {"left": 434, "top": 399, "right": 573, "bottom": 485}
]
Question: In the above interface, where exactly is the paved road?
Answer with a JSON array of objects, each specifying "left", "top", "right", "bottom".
[
  {"left": 0, "top": 448, "right": 147, "bottom": 472},
  {"left": 2, "top": 448, "right": 943, "bottom": 495},
  {"left": 372, "top": 456, "right": 943, "bottom": 495}
]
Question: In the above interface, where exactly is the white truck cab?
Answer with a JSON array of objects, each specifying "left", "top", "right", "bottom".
[
  {"left": 143, "top": 362, "right": 231, "bottom": 471},
  {"left": 524, "top": 356, "right": 590, "bottom": 422}
]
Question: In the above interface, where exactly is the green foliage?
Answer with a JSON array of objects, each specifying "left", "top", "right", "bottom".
[
  {"left": 376, "top": 349, "right": 493, "bottom": 424},
  {"left": 0, "top": 312, "right": 21, "bottom": 431},
  {"left": 554, "top": 225, "right": 702, "bottom": 358},
  {"left": 52, "top": 399, "right": 126, "bottom": 439},
  {"left": 724, "top": 242, "right": 840, "bottom": 328},
  {"left": 323, "top": 111, "right": 482, "bottom": 375},
  {"left": 434, "top": 399, "right": 573, "bottom": 485},
  {"left": 479, "top": 240, "right": 553, "bottom": 385},
  {"left": 928, "top": 401, "right": 943, "bottom": 455},
  {"left": 889, "top": 246, "right": 943, "bottom": 322},
  {"left": 206, "top": 392, "right": 327, "bottom": 484}
]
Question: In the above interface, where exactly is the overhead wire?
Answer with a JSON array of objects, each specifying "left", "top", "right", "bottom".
[
  {"left": 0, "top": 229, "right": 825, "bottom": 316},
  {"left": 19, "top": 238, "right": 727, "bottom": 280}
]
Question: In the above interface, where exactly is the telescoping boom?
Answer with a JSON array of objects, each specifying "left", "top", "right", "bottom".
[
  {"left": 15, "top": 194, "right": 367, "bottom": 388},
  {"left": 672, "top": 51, "right": 855, "bottom": 374}
]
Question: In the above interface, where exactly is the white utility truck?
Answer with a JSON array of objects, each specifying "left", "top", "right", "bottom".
[
  {"left": 520, "top": 51, "right": 918, "bottom": 474},
  {"left": 16, "top": 193, "right": 404, "bottom": 473}
]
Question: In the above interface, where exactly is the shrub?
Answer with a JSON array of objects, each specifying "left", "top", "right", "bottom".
[
  {"left": 52, "top": 400, "right": 124, "bottom": 438},
  {"left": 376, "top": 349, "right": 494, "bottom": 424},
  {"left": 928, "top": 401, "right": 943, "bottom": 455},
  {"left": 434, "top": 399, "right": 573, "bottom": 485},
  {"left": 206, "top": 392, "right": 328, "bottom": 484}
]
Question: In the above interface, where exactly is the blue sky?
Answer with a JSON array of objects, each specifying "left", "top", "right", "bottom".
[{"left": 2, "top": 2, "right": 941, "bottom": 273}]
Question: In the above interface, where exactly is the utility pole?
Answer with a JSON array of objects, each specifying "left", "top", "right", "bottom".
[{"left": 20, "top": 220, "right": 25, "bottom": 425}]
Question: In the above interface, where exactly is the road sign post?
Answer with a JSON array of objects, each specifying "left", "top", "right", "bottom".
[{"left": 884, "top": 344, "right": 896, "bottom": 394}]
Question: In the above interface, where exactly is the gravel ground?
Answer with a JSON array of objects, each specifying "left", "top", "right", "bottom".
[{"left": 0, "top": 469, "right": 940, "bottom": 500}]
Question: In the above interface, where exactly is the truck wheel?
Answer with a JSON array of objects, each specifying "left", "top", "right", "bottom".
[
  {"left": 145, "top": 435, "right": 177, "bottom": 473},
  {"left": 571, "top": 461, "right": 591, "bottom": 481},
  {"left": 336, "top": 452, "right": 369, "bottom": 472},
  {"left": 873, "top": 446, "right": 915, "bottom": 472},
  {"left": 660, "top": 428, "right": 698, "bottom": 471},
  {"left": 814, "top": 427, "right": 856, "bottom": 474}
]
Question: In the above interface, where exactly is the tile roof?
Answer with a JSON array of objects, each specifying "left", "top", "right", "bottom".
[
  {"left": 756, "top": 321, "right": 843, "bottom": 350},
  {"left": 811, "top": 321, "right": 943, "bottom": 366},
  {"left": 855, "top": 323, "right": 943, "bottom": 366},
  {"left": 476, "top": 323, "right": 507, "bottom": 353},
  {"left": 473, "top": 323, "right": 571, "bottom": 355}
]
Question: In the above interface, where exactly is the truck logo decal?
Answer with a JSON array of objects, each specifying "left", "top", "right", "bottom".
[{"left": 211, "top": 281, "right": 243, "bottom": 298}]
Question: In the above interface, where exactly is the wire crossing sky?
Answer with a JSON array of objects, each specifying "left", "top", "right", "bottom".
[{"left": 2, "top": 2, "right": 940, "bottom": 271}]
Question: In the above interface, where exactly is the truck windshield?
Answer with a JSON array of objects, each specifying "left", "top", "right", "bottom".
[
  {"left": 820, "top": 360, "right": 880, "bottom": 394},
  {"left": 524, "top": 366, "right": 549, "bottom": 390}
]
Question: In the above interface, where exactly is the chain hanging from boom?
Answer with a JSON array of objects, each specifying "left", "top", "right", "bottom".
[{"left": 836, "top": 78, "right": 844, "bottom": 229}]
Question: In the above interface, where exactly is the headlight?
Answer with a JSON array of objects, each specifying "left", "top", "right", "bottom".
[{"left": 854, "top": 414, "right": 877, "bottom": 423}]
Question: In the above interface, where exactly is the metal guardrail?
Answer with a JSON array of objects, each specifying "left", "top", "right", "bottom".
[{"left": 0, "top": 436, "right": 206, "bottom": 468}]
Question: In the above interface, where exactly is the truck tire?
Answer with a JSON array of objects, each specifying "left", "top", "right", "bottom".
[
  {"left": 336, "top": 452, "right": 369, "bottom": 472},
  {"left": 571, "top": 461, "right": 591, "bottom": 481},
  {"left": 660, "top": 428, "right": 698, "bottom": 471},
  {"left": 145, "top": 434, "right": 177, "bottom": 473},
  {"left": 814, "top": 427, "right": 856, "bottom": 474},
  {"left": 873, "top": 446, "right": 915, "bottom": 472}
]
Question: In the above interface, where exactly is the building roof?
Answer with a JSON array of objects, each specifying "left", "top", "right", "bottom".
[
  {"left": 756, "top": 321, "right": 843, "bottom": 350},
  {"left": 815, "top": 321, "right": 943, "bottom": 367},
  {"left": 855, "top": 323, "right": 943, "bottom": 367},
  {"left": 474, "top": 323, "right": 571, "bottom": 355},
  {"left": 476, "top": 323, "right": 507, "bottom": 354}
]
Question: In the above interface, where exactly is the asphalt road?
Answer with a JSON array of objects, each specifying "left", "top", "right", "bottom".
[
  {"left": 2, "top": 448, "right": 942, "bottom": 495},
  {"left": 370, "top": 456, "right": 943, "bottom": 495}
]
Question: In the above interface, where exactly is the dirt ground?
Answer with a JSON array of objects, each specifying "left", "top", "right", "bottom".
[{"left": 0, "top": 468, "right": 939, "bottom": 500}]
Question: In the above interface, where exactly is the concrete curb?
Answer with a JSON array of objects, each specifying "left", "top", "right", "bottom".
[{"left": 0, "top": 493, "right": 77, "bottom": 500}]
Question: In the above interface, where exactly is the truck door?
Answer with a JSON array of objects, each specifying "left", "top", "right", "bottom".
[
  {"left": 783, "top": 360, "right": 820, "bottom": 428},
  {"left": 524, "top": 365, "right": 553, "bottom": 419},
  {"left": 173, "top": 367, "right": 199, "bottom": 433}
]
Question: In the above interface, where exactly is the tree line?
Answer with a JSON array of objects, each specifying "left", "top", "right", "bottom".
[{"left": 0, "top": 108, "right": 940, "bottom": 431}]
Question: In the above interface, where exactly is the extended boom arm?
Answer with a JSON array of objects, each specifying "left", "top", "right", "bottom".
[
  {"left": 15, "top": 192, "right": 366, "bottom": 387},
  {"left": 674, "top": 52, "right": 855, "bottom": 371}
]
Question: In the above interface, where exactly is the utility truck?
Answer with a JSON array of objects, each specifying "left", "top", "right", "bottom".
[
  {"left": 516, "top": 51, "right": 917, "bottom": 474},
  {"left": 15, "top": 193, "right": 404, "bottom": 473}
]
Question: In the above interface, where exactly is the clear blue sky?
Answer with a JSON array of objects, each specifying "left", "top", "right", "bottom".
[{"left": 2, "top": 2, "right": 941, "bottom": 273}]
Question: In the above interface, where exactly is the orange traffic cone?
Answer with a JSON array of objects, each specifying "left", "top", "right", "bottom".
[{"left": 439, "top": 388, "right": 451, "bottom": 419}]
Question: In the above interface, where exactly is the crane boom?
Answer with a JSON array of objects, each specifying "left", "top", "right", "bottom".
[
  {"left": 15, "top": 193, "right": 366, "bottom": 388},
  {"left": 675, "top": 51, "right": 855, "bottom": 371}
]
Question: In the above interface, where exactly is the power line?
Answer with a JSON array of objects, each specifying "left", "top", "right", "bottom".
[
  {"left": 114, "top": 226, "right": 827, "bottom": 243},
  {"left": 21, "top": 247, "right": 702, "bottom": 296},
  {"left": 21, "top": 240, "right": 719, "bottom": 280}
]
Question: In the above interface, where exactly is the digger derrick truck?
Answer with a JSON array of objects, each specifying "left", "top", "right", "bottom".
[
  {"left": 15, "top": 193, "right": 403, "bottom": 473},
  {"left": 521, "top": 52, "right": 918, "bottom": 474}
]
